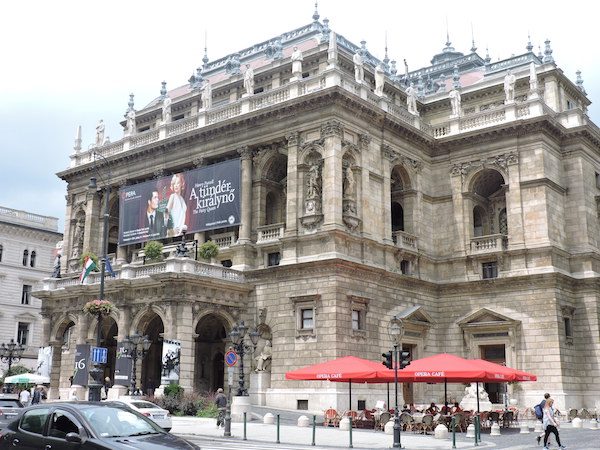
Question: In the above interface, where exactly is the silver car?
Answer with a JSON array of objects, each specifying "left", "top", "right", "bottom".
[{"left": 108, "top": 399, "right": 172, "bottom": 432}]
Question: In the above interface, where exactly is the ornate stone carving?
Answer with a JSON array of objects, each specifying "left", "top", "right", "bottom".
[
  {"left": 382, "top": 144, "right": 423, "bottom": 173},
  {"left": 358, "top": 133, "right": 371, "bottom": 150},
  {"left": 192, "top": 157, "right": 205, "bottom": 168},
  {"left": 451, "top": 152, "right": 518, "bottom": 183},
  {"left": 285, "top": 131, "right": 300, "bottom": 146},
  {"left": 153, "top": 168, "right": 165, "bottom": 179},
  {"left": 237, "top": 146, "right": 253, "bottom": 160},
  {"left": 342, "top": 140, "right": 359, "bottom": 154},
  {"left": 320, "top": 120, "right": 343, "bottom": 138}
]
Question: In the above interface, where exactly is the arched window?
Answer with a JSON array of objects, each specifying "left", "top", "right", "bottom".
[
  {"left": 498, "top": 208, "right": 508, "bottom": 235},
  {"left": 0, "top": 244, "right": 3, "bottom": 262},
  {"left": 391, "top": 202, "right": 404, "bottom": 232},
  {"left": 265, "top": 191, "right": 279, "bottom": 225},
  {"left": 22, "top": 249, "right": 29, "bottom": 266},
  {"left": 30, "top": 251, "right": 36, "bottom": 268}
]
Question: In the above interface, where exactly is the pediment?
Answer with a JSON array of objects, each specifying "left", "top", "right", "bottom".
[
  {"left": 457, "top": 308, "right": 518, "bottom": 328},
  {"left": 17, "top": 312, "right": 39, "bottom": 321},
  {"left": 397, "top": 305, "right": 434, "bottom": 325}
]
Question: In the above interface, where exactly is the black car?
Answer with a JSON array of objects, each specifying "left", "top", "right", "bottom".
[
  {"left": 0, "top": 396, "right": 23, "bottom": 430},
  {"left": 0, "top": 402, "right": 200, "bottom": 449}
]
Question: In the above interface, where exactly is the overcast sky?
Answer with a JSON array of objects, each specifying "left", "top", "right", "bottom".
[{"left": 1, "top": 0, "right": 598, "bottom": 232}]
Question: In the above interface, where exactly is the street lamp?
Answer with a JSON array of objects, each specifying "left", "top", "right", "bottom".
[
  {"left": 0, "top": 340, "right": 25, "bottom": 393},
  {"left": 87, "top": 170, "right": 111, "bottom": 402},
  {"left": 122, "top": 333, "right": 151, "bottom": 395},
  {"left": 229, "top": 321, "right": 260, "bottom": 396},
  {"left": 388, "top": 315, "right": 404, "bottom": 449}
]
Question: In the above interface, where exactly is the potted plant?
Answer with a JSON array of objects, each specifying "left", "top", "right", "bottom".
[
  {"left": 144, "top": 240, "right": 164, "bottom": 262},
  {"left": 83, "top": 299, "right": 115, "bottom": 316},
  {"left": 198, "top": 241, "right": 219, "bottom": 262}
]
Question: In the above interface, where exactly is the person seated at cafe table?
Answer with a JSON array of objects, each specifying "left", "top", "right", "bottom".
[
  {"left": 425, "top": 402, "right": 439, "bottom": 415},
  {"left": 401, "top": 404, "right": 411, "bottom": 413},
  {"left": 451, "top": 402, "right": 463, "bottom": 414},
  {"left": 440, "top": 404, "right": 451, "bottom": 414},
  {"left": 409, "top": 403, "right": 419, "bottom": 413}
]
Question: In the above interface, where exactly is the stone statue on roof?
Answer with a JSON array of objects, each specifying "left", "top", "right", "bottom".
[
  {"left": 125, "top": 108, "right": 136, "bottom": 136},
  {"left": 243, "top": 64, "right": 254, "bottom": 96},
  {"left": 504, "top": 69, "right": 516, "bottom": 104},
  {"left": 374, "top": 63, "right": 385, "bottom": 96},
  {"left": 201, "top": 80, "right": 212, "bottom": 109},
  {"left": 353, "top": 51, "right": 364, "bottom": 83},
  {"left": 162, "top": 95, "right": 172, "bottom": 124},
  {"left": 406, "top": 82, "right": 418, "bottom": 115},
  {"left": 291, "top": 46, "right": 304, "bottom": 77},
  {"left": 95, "top": 120, "right": 105, "bottom": 147},
  {"left": 449, "top": 87, "right": 461, "bottom": 117}
]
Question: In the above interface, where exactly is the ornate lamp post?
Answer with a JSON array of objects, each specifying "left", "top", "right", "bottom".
[
  {"left": 86, "top": 153, "right": 111, "bottom": 402},
  {"left": 122, "top": 333, "right": 151, "bottom": 396},
  {"left": 0, "top": 340, "right": 25, "bottom": 393},
  {"left": 229, "top": 321, "right": 259, "bottom": 396},
  {"left": 388, "top": 315, "right": 404, "bottom": 448}
]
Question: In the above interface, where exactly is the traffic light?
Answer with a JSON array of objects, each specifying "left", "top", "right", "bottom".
[
  {"left": 399, "top": 350, "right": 411, "bottom": 369},
  {"left": 382, "top": 351, "right": 393, "bottom": 369}
]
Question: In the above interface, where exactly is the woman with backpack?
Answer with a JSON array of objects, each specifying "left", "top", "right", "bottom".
[
  {"left": 535, "top": 392, "right": 550, "bottom": 445},
  {"left": 542, "top": 398, "right": 566, "bottom": 450}
]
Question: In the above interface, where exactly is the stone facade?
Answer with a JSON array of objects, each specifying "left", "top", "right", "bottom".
[
  {"left": 0, "top": 207, "right": 62, "bottom": 373},
  {"left": 35, "top": 16, "right": 600, "bottom": 412}
]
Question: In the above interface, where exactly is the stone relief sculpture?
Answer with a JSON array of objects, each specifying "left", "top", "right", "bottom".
[
  {"left": 201, "top": 80, "right": 212, "bottom": 109},
  {"left": 125, "top": 108, "right": 136, "bottom": 136},
  {"left": 504, "top": 69, "right": 516, "bottom": 103},
  {"left": 306, "top": 163, "right": 321, "bottom": 200},
  {"left": 243, "top": 64, "right": 254, "bottom": 95},
  {"left": 291, "top": 46, "right": 303, "bottom": 77},
  {"left": 70, "top": 221, "right": 84, "bottom": 259},
  {"left": 255, "top": 340, "right": 272, "bottom": 372},
  {"left": 51, "top": 254, "right": 61, "bottom": 278},
  {"left": 162, "top": 95, "right": 172, "bottom": 124},
  {"left": 94, "top": 120, "right": 105, "bottom": 146},
  {"left": 343, "top": 166, "right": 356, "bottom": 199},
  {"left": 353, "top": 51, "right": 364, "bottom": 83},
  {"left": 374, "top": 63, "right": 385, "bottom": 96}
]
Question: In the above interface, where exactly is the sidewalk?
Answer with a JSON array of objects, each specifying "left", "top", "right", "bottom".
[{"left": 171, "top": 416, "right": 494, "bottom": 449}]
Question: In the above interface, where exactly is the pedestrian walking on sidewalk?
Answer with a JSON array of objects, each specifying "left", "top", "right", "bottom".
[
  {"left": 215, "top": 388, "right": 227, "bottom": 428},
  {"left": 536, "top": 392, "right": 550, "bottom": 445},
  {"left": 542, "top": 398, "right": 566, "bottom": 450}
]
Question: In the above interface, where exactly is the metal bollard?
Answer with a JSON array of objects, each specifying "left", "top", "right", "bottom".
[
  {"left": 312, "top": 415, "right": 316, "bottom": 446},
  {"left": 243, "top": 412, "right": 247, "bottom": 441},
  {"left": 276, "top": 414, "right": 280, "bottom": 444},
  {"left": 474, "top": 415, "right": 480, "bottom": 446},
  {"left": 451, "top": 416, "right": 456, "bottom": 449},
  {"left": 348, "top": 416, "right": 353, "bottom": 448}
]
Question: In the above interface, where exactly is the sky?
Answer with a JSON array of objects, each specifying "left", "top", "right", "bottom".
[{"left": 1, "top": 0, "right": 598, "bottom": 233}]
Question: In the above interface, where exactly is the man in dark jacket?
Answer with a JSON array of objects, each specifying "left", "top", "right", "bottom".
[{"left": 215, "top": 388, "right": 227, "bottom": 428}]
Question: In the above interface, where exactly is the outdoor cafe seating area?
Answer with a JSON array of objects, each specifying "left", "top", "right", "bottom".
[{"left": 322, "top": 403, "right": 521, "bottom": 433}]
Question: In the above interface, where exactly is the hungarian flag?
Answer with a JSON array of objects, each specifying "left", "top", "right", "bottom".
[{"left": 79, "top": 256, "right": 97, "bottom": 284}]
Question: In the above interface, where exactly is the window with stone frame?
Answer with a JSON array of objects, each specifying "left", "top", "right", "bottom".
[
  {"left": 348, "top": 295, "right": 369, "bottom": 336},
  {"left": 290, "top": 294, "right": 320, "bottom": 339},
  {"left": 482, "top": 261, "right": 498, "bottom": 279},
  {"left": 0, "top": 244, "right": 3, "bottom": 262},
  {"left": 30, "top": 251, "right": 36, "bottom": 268},
  {"left": 21, "top": 285, "right": 32, "bottom": 305},
  {"left": 22, "top": 249, "right": 29, "bottom": 266},
  {"left": 561, "top": 306, "right": 575, "bottom": 345},
  {"left": 17, "top": 322, "right": 30, "bottom": 346}
]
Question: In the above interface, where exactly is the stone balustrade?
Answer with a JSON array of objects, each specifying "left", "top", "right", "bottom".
[
  {"left": 469, "top": 234, "right": 507, "bottom": 255},
  {"left": 392, "top": 230, "right": 418, "bottom": 251},
  {"left": 257, "top": 223, "right": 285, "bottom": 243}
]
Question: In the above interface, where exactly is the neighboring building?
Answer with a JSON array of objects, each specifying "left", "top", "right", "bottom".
[
  {"left": 35, "top": 10, "right": 599, "bottom": 411},
  {"left": 0, "top": 207, "right": 62, "bottom": 375}
]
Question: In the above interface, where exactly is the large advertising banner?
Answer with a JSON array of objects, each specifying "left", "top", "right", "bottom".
[
  {"left": 114, "top": 342, "right": 132, "bottom": 386},
  {"left": 36, "top": 346, "right": 53, "bottom": 379},
  {"left": 118, "top": 159, "right": 241, "bottom": 246},
  {"left": 160, "top": 339, "right": 181, "bottom": 386}
]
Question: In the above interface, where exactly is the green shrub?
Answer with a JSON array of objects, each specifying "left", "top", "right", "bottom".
[
  {"left": 198, "top": 241, "right": 219, "bottom": 261},
  {"left": 197, "top": 403, "right": 218, "bottom": 418},
  {"left": 163, "top": 383, "right": 183, "bottom": 398},
  {"left": 144, "top": 241, "right": 164, "bottom": 261},
  {"left": 150, "top": 395, "right": 180, "bottom": 414}
]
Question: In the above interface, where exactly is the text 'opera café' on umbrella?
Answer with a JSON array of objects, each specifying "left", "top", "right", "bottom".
[{"left": 35, "top": 8, "right": 600, "bottom": 411}]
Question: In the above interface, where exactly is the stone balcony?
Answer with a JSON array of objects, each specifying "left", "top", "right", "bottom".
[
  {"left": 69, "top": 65, "right": 582, "bottom": 170},
  {"left": 392, "top": 230, "right": 418, "bottom": 252},
  {"left": 40, "top": 256, "right": 245, "bottom": 292},
  {"left": 257, "top": 223, "right": 285, "bottom": 244},
  {"left": 469, "top": 234, "right": 507, "bottom": 256}
]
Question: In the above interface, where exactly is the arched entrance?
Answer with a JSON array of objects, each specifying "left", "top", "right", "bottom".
[
  {"left": 194, "top": 314, "right": 228, "bottom": 393},
  {"left": 99, "top": 316, "right": 117, "bottom": 384},
  {"left": 137, "top": 312, "right": 164, "bottom": 395}
]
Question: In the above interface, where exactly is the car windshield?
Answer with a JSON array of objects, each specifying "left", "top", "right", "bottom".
[
  {"left": 81, "top": 406, "right": 163, "bottom": 438},
  {"left": 129, "top": 401, "right": 160, "bottom": 409}
]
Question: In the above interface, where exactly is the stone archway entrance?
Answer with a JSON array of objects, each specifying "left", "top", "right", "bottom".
[
  {"left": 99, "top": 316, "right": 118, "bottom": 385},
  {"left": 137, "top": 312, "right": 164, "bottom": 396},
  {"left": 194, "top": 314, "right": 228, "bottom": 393}
]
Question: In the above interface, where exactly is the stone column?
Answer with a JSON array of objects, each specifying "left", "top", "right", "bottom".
[
  {"left": 284, "top": 132, "right": 300, "bottom": 235},
  {"left": 506, "top": 154, "right": 525, "bottom": 249},
  {"left": 321, "top": 120, "right": 344, "bottom": 228},
  {"left": 381, "top": 145, "right": 394, "bottom": 243},
  {"left": 238, "top": 146, "right": 253, "bottom": 243},
  {"left": 175, "top": 303, "right": 194, "bottom": 392},
  {"left": 48, "top": 341, "right": 63, "bottom": 400},
  {"left": 450, "top": 165, "right": 469, "bottom": 255}
]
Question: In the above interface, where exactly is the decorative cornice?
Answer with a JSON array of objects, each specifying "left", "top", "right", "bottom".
[
  {"left": 192, "top": 157, "right": 205, "bottom": 168},
  {"left": 381, "top": 144, "right": 423, "bottom": 173},
  {"left": 285, "top": 131, "right": 300, "bottom": 146},
  {"left": 153, "top": 168, "right": 165, "bottom": 179},
  {"left": 450, "top": 151, "right": 518, "bottom": 178},
  {"left": 237, "top": 145, "right": 253, "bottom": 160},
  {"left": 341, "top": 140, "right": 359, "bottom": 154}
]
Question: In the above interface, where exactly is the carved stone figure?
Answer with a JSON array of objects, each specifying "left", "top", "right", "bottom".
[
  {"left": 406, "top": 83, "right": 418, "bottom": 114},
  {"left": 255, "top": 340, "right": 272, "bottom": 372},
  {"left": 529, "top": 62, "right": 538, "bottom": 93},
  {"left": 201, "top": 80, "right": 212, "bottom": 109},
  {"left": 51, "top": 254, "right": 61, "bottom": 278},
  {"left": 71, "top": 221, "right": 84, "bottom": 259},
  {"left": 243, "top": 64, "right": 254, "bottom": 95},
  {"left": 95, "top": 120, "right": 105, "bottom": 146},
  {"left": 374, "top": 63, "right": 385, "bottom": 96},
  {"left": 504, "top": 69, "right": 516, "bottom": 103},
  {"left": 449, "top": 88, "right": 462, "bottom": 117},
  {"left": 343, "top": 166, "right": 356, "bottom": 198},
  {"left": 162, "top": 95, "right": 172, "bottom": 123},
  {"left": 291, "top": 46, "right": 304, "bottom": 77},
  {"left": 306, "top": 163, "right": 320, "bottom": 198},
  {"left": 126, "top": 108, "right": 136, "bottom": 135},
  {"left": 352, "top": 52, "right": 363, "bottom": 83}
]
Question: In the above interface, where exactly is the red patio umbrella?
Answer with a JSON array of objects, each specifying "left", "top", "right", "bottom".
[
  {"left": 285, "top": 356, "right": 392, "bottom": 410},
  {"left": 472, "top": 359, "right": 537, "bottom": 382}
]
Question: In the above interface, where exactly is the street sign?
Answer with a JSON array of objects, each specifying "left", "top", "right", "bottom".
[
  {"left": 90, "top": 346, "right": 108, "bottom": 364},
  {"left": 225, "top": 350, "right": 238, "bottom": 367},
  {"left": 227, "top": 366, "right": 234, "bottom": 386}
]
